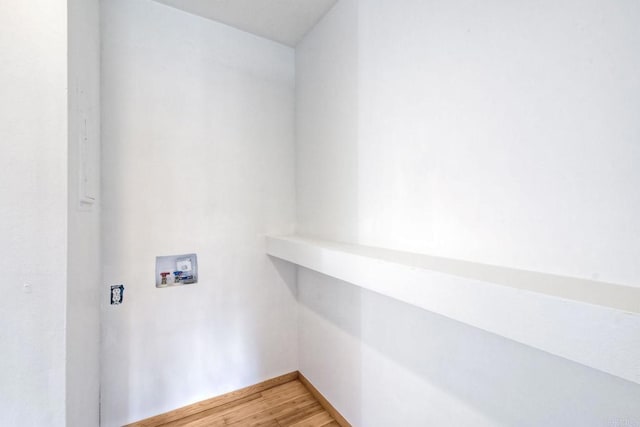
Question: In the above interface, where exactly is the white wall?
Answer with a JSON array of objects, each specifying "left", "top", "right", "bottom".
[
  {"left": 67, "top": 0, "right": 101, "bottom": 425},
  {"left": 296, "top": 0, "right": 640, "bottom": 425},
  {"left": 295, "top": 0, "right": 359, "bottom": 243},
  {"left": 299, "top": 269, "right": 640, "bottom": 427},
  {"left": 355, "top": 0, "right": 640, "bottom": 287},
  {"left": 0, "top": 2, "right": 69, "bottom": 426},
  {"left": 100, "top": 1, "right": 297, "bottom": 425}
]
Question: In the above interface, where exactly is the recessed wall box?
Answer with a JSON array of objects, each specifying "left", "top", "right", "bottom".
[{"left": 156, "top": 253, "right": 198, "bottom": 288}]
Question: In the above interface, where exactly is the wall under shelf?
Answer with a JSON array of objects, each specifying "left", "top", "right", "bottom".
[{"left": 266, "top": 235, "right": 640, "bottom": 385}]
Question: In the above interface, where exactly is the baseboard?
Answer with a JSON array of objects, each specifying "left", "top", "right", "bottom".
[
  {"left": 125, "top": 371, "right": 299, "bottom": 426},
  {"left": 298, "top": 372, "right": 352, "bottom": 427}
]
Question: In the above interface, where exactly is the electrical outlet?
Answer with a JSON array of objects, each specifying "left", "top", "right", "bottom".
[{"left": 110, "top": 285, "right": 124, "bottom": 305}]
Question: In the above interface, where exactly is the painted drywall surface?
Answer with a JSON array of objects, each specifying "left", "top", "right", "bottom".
[
  {"left": 295, "top": 0, "right": 359, "bottom": 243},
  {"left": 356, "top": 0, "right": 640, "bottom": 288},
  {"left": 67, "top": 0, "right": 101, "bottom": 425},
  {"left": 153, "top": 0, "right": 338, "bottom": 47},
  {"left": 299, "top": 268, "right": 640, "bottom": 427},
  {"left": 295, "top": 0, "right": 640, "bottom": 425},
  {"left": 0, "top": 1, "right": 68, "bottom": 426},
  {"left": 100, "top": 1, "right": 297, "bottom": 425}
]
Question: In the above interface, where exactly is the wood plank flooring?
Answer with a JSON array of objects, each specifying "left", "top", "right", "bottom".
[{"left": 148, "top": 379, "right": 339, "bottom": 427}]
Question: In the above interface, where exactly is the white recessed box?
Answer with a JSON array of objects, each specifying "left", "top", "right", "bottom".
[{"left": 155, "top": 253, "right": 198, "bottom": 288}]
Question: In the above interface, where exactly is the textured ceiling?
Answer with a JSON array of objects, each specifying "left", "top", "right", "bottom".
[{"left": 153, "top": 0, "right": 338, "bottom": 46}]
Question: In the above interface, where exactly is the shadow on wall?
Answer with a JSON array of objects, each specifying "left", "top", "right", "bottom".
[
  {"left": 298, "top": 269, "right": 640, "bottom": 427},
  {"left": 297, "top": 268, "right": 364, "bottom": 425},
  {"left": 269, "top": 257, "right": 298, "bottom": 298}
]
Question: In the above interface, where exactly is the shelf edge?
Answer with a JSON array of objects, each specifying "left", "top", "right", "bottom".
[{"left": 266, "top": 235, "right": 640, "bottom": 385}]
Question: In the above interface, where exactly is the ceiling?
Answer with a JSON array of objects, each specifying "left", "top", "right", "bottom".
[{"left": 153, "top": 0, "right": 338, "bottom": 47}]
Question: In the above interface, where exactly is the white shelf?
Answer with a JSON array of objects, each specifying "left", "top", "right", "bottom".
[{"left": 266, "top": 235, "right": 640, "bottom": 385}]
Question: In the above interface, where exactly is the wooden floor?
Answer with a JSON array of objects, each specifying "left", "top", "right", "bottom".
[{"left": 153, "top": 379, "right": 339, "bottom": 427}]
